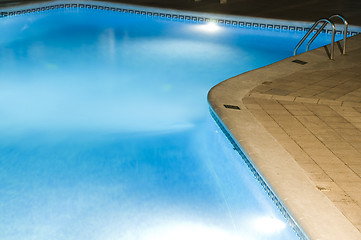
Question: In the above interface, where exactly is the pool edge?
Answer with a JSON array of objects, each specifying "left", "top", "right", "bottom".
[
  {"left": 208, "top": 106, "right": 310, "bottom": 240},
  {"left": 207, "top": 34, "right": 361, "bottom": 240}
]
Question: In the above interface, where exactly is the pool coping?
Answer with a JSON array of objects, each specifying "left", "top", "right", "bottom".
[
  {"left": 209, "top": 108, "right": 309, "bottom": 240},
  {"left": 207, "top": 34, "right": 361, "bottom": 240}
]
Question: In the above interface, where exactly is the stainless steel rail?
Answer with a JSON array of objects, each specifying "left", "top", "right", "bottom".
[
  {"left": 306, "top": 14, "right": 348, "bottom": 55},
  {"left": 294, "top": 18, "right": 336, "bottom": 59},
  {"left": 329, "top": 14, "right": 348, "bottom": 54}
]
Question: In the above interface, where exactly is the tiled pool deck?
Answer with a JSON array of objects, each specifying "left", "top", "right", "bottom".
[{"left": 208, "top": 35, "right": 361, "bottom": 239}]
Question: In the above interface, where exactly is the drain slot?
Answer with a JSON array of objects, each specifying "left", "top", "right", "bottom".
[
  {"left": 292, "top": 59, "right": 307, "bottom": 65},
  {"left": 224, "top": 104, "right": 240, "bottom": 110}
]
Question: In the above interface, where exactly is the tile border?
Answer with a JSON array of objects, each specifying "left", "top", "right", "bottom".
[{"left": 0, "top": 1, "right": 360, "bottom": 36}]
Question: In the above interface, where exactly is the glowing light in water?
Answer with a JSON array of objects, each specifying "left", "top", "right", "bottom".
[
  {"left": 252, "top": 217, "right": 286, "bottom": 234},
  {"left": 0, "top": 7, "right": 309, "bottom": 240},
  {"left": 142, "top": 222, "right": 245, "bottom": 240},
  {"left": 196, "top": 21, "right": 221, "bottom": 33}
]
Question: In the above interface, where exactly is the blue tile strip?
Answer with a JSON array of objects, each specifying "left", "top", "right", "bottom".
[
  {"left": 1, "top": 2, "right": 360, "bottom": 36},
  {"left": 209, "top": 107, "right": 310, "bottom": 240}
]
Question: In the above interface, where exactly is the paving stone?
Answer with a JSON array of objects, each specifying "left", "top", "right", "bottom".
[
  {"left": 211, "top": 29, "right": 361, "bottom": 239},
  {"left": 333, "top": 201, "right": 361, "bottom": 226}
]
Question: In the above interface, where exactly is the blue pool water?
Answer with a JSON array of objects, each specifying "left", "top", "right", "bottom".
[{"left": 0, "top": 5, "right": 335, "bottom": 240}]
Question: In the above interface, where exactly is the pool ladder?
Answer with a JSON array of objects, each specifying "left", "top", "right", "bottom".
[{"left": 294, "top": 14, "right": 348, "bottom": 60}]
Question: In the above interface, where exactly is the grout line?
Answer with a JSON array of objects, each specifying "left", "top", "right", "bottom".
[{"left": 248, "top": 92, "right": 361, "bottom": 107}]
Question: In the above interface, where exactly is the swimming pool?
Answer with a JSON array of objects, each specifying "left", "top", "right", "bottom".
[{"left": 0, "top": 2, "right": 348, "bottom": 240}]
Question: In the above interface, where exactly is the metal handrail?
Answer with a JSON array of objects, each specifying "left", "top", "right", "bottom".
[
  {"left": 306, "top": 14, "right": 348, "bottom": 54},
  {"left": 329, "top": 14, "right": 348, "bottom": 54},
  {"left": 305, "top": 22, "right": 329, "bottom": 52},
  {"left": 294, "top": 18, "right": 336, "bottom": 59}
]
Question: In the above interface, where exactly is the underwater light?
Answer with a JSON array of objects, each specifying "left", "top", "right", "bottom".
[
  {"left": 144, "top": 222, "right": 244, "bottom": 240},
  {"left": 197, "top": 21, "right": 221, "bottom": 32},
  {"left": 252, "top": 217, "right": 286, "bottom": 234}
]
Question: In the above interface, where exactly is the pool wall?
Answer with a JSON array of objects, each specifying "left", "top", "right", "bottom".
[{"left": 1, "top": 0, "right": 361, "bottom": 36}]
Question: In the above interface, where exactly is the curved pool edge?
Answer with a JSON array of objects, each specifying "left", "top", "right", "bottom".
[
  {"left": 208, "top": 106, "right": 310, "bottom": 240},
  {"left": 207, "top": 34, "right": 361, "bottom": 240}
]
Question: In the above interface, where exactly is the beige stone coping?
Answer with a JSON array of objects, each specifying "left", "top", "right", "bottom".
[{"left": 208, "top": 34, "right": 361, "bottom": 240}]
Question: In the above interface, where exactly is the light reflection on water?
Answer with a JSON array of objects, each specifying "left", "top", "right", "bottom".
[{"left": 0, "top": 7, "right": 334, "bottom": 240}]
